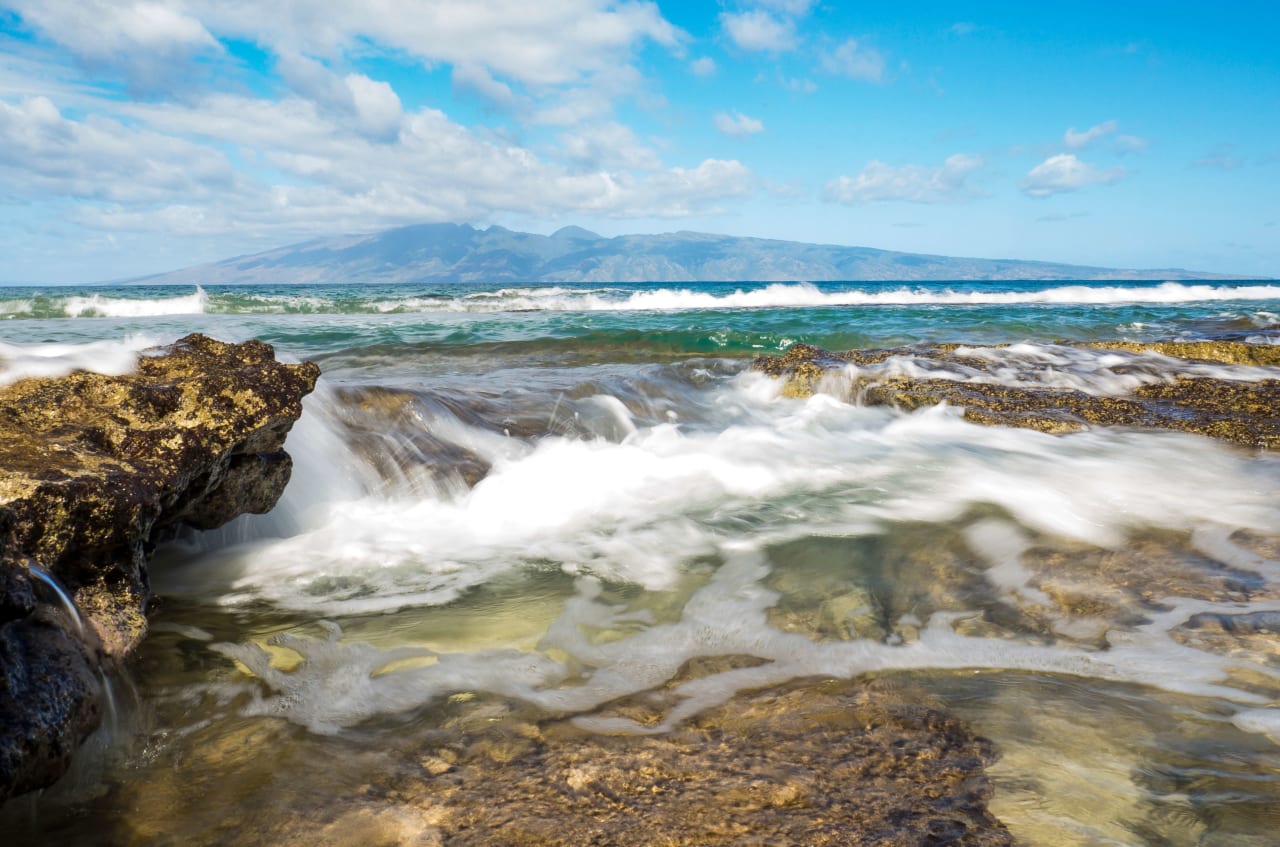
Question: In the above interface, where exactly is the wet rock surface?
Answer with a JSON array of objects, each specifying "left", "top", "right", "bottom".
[
  {"left": 100, "top": 679, "right": 1013, "bottom": 847},
  {"left": 752, "top": 340, "right": 1280, "bottom": 448},
  {"left": 0, "top": 334, "right": 318, "bottom": 801}
]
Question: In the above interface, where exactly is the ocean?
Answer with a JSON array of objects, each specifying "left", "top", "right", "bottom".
[{"left": 3, "top": 279, "right": 1280, "bottom": 845}]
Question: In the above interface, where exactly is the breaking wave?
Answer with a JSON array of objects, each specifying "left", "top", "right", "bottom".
[{"left": 3, "top": 281, "right": 1280, "bottom": 319}]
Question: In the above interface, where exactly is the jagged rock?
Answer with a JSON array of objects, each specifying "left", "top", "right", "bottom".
[
  {"left": 0, "top": 334, "right": 318, "bottom": 802},
  {"left": 752, "top": 341, "right": 1280, "bottom": 448}
]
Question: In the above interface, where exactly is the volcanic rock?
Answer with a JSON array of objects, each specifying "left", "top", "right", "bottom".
[{"left": 0, "top": 334, "right": 318, "bottom": 801}]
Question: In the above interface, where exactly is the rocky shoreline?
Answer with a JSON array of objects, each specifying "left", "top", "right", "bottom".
[
  {"left": 753, "top": 339, "right": 1280, "bottom": 448},
  {"left": 7, "top": 332, "right": 1278, "bottom": 842},
  {"left": 0, "top": 334, "right": 318, "bottom": 801}
]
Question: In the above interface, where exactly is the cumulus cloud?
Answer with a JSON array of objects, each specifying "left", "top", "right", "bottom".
[
  {"left": 558, "top": 121, "right": 662, "bottom": 170},
  {"left": 10, "top": 0, "right": 682, "bottom": 113},
  {"left": 1063, "top": 120, "right": 1118, "bottom": 149},
  {"left": 1, "top": 87, "right": 751, "bottom": 239},
  {"left": 1021, "top": 153, "right": 1124, "bottom": 196},
  {"left": 0, "top": 95, "right": 237, "bottom": 203},
  {"left": 451, "top": 63, "right": 524, "bottom": 110},
  {"left": 721, "top": 10, "right": 797, "bottom": 52},
  {"left": 0, "top": 0, "right": 765, "bottom": 271},
  {"left": 823, "top": 154, "right": 983, "bottom": 204},
  {"left": 818, "top": 38, "right": 885, "bottom": 82},
  {"left": 276, "top": 53, "right": 403, "bottom": 140},
  {"left": 714, "top": 110, "right": 765, "bottom": 137},
  {"left": 7, "top": 0, "right": 221, "bottom": 93}
]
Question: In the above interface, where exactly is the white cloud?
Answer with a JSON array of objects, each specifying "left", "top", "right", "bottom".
[
  {"left": 274, "top": 53, "right": 404, "bottom": 140},
  {"left": 344, "top": 74, "right": 403, "bottom": 141},
  {"left": 9, "top": 0, "right": 682, "bottom": 115},
  {"left": 558, "top": 121, "right": 662, "bottom": 170},
  {"left": 7, "top": 0, "right": 221, "bottom": 93},
  {"left": 689, "top": 57, "right": 717, "bottom": 77},
  {"left": 721, "top": 10, "right": 797, "bottom": 52},
  {"left": 203, "top": 0, "right": 681, "bottom": 87},
  {"left": 824, "top": 154, "right": 984, "bottom": 204},
  {"left": 950, "top": 22, "right": 977, "bottom": 36},
  {"left": 819, "top": 38, "right": 885, "bottom": 82},
  {"left": 714, "top": 110, "right": 765, "bottom": 137},
  {"left": 1, "top": 88, "right": 751, "bottom": 239},
  {"left": 1021, "top": 153, "right": 1124, "bottom": 196},
  {"left": 1063, "top": 120, "right": 1118, "bottom": 150},
  {"left": 0, "top": 95, "right": 237, "bottom": 203}
]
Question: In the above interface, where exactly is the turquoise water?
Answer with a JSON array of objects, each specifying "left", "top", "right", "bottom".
[
  {"left": 3, "top": 279, "right": 1280, "bottom": 845},
  {"left": 2, "top": 280, "right": 1278, "bottom": 358}
]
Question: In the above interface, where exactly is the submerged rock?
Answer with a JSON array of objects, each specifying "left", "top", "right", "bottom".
[
  {"left": 417, "top": 681, "right": 1013, "bottom": 846},
  {"left": 752, "top": 341, "right": 1280, "bottom": 448},
  {"left": 0, "top": 334, "right": 318, "bottom": 802},
  {"left": 99, "top": 679, "right": 1013, "bottom": 847}
]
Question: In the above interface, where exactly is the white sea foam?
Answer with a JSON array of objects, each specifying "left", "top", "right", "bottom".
[
  {"left": 411, "top": 281, "right": 1279, "bottom": 314},
  {"left": 62, "top": 286, "right": 207, "bottom": 317},
  {"left": 1232, "top": 709, "right": 1280, "bottom": 744},
  {"left": 233, "top": 281, "right": 1280, "bottom": 316},
  {"left": 167, "top": 370, "right": 1280, "bottom": 614},
  {"left": 160, "top": 363, "right": 1280, "bottom": 740},
  {"left": 558, "top": 281, "right": 1280, "bottom": 311},
  {"left": 213, "top": 546, "right": 1280, "bottom": 738},
  {"left": 0, "top": 335, "right": 158, "bottom": 384}
]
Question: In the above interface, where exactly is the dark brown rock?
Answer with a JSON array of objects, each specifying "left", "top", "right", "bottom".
[{"left": 0, "top": 334, "right": 318, "bottom": 802}]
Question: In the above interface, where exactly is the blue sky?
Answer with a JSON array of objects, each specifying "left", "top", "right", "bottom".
[{"left": 1, "top": 0, "right": 1277, "bottom": 283}]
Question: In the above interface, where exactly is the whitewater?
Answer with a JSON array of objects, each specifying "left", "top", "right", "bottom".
[{"left": 3, "top": 277, "right": 1280, "bottom": 846}]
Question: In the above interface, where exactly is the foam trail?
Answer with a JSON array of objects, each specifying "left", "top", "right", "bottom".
[
  {"left": 163, "top": 369, "right": 1280, "bottom": 615},
  {"left": 0, "top": 336, "right": 156, "bottom": 385},
  {"left": 821, "top": 342, "right": 1280, "bottom": 398},
  {"left": 211, "top": 543, "right": 1280, "bottom": 738},
  {"left": 172, "top": 362, "right": 1280, "bottom": 740}
]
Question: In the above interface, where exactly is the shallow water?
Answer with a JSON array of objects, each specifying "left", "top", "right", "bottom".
[{"left": 3, "top": 279, "right": 1279, "bottom": 844}]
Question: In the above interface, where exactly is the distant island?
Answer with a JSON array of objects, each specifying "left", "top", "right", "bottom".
[{"left": 130, "top": 223, "right": 1251, "bottom": 285}]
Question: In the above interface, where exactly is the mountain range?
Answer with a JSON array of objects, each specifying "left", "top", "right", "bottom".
[{"left": 131, "top": 223, "right": 1247, "bottom": 285}]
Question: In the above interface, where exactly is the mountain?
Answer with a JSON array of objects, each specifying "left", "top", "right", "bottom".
[{"left": 130, "top": 223, "right": 1245, "bottom": 285}]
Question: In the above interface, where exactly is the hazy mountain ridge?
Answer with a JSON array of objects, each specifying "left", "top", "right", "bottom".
[{"left": 131, "top": 223, "right": 1247, "bottom": 285}]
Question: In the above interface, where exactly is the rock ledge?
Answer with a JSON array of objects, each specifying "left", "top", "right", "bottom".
[{"left": 0, "top": 334, "right": 318, "bottom": 801}]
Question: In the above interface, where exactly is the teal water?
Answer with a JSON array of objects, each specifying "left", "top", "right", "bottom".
[
  {"left": 2, "top": 280, "right": 1278, "bottom": 358},
  {"left": 3, "top": 279, "right": 1280, "bottom": 846}
]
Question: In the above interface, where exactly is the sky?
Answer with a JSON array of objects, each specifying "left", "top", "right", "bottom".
[{"left": 0, "top": 0, "right": 1277, "bottom": 283}]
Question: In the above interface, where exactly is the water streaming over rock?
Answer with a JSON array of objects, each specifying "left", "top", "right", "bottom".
[{"left": 3, "top": 278, "right": 1280, "bottom": 845}]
